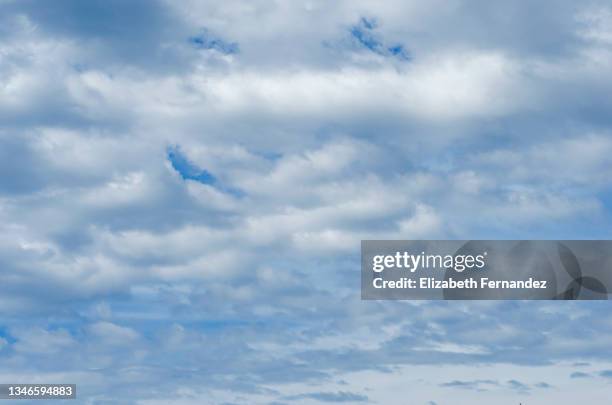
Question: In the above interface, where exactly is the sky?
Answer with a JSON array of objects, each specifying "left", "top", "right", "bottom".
[{"left": 1, "top": 0, "right": 612, "bottom": 404}]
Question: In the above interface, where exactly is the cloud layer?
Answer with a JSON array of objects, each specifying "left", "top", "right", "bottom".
[{"left": 1, "top": 1, "right": 612, "bottom": 404}]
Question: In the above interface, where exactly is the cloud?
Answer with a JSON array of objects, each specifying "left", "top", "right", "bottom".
[
  {"left": 88, "top": 321, "right": 140, "bottom": 345},
  {"left": 1, "top": 1, "right": 612, "bottom": 404},
  {"left": 11, "top": 328, "right": 76, "bottom": 355},
  {"left": 570, "top": 371, "right": 592, "bottom": 379},
  {"left": 440, "top": 380, "right": 499, "bottom": 391},
  {"left": 284, "top": 391, "right": 369, "bottom": 402},
  {"left": 506, "top": 379, "right": 530, "bottom": 392},
  {"left": 0, "top": 0, "right": 195, "bottom": 71},
  {"left": 599, "top": 370, "right": 612, "bottom": 379},
  {"left": 440, "top": 378, "right": 551, "bottom": 394}
]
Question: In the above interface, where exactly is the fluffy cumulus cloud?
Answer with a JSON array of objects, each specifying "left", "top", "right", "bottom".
[{"left": 1, "top": 0, "right": 612, "bottom": 404}]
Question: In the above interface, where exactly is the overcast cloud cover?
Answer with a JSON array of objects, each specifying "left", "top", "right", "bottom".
[{"left": 1, "top": 0, "right": 612, "bottom": 404}]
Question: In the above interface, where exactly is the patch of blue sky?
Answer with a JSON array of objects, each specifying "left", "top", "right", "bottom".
[
  {"left": 350, "top": 22, "right": 383, "bottom": 53},
  {"left": 189, "top": 29, "right": 239, "bottom": 54},
  {"left": 257, "top": 151, "right": 283, "bottom": 162},
  {"left": 0, "top": 328, "right": 16, "bottom": 344},
  {"left": 387, "top": 44, "right": 411, "bottom": 60},
  {"left": 167, "top": 145, "right": 216, "bottom": 185},
  {"left": 167, "top": 145, "right": 244, "bottom": 197},
  {"left": 349, "top": 17, "right": 411, "bottom": 61}
]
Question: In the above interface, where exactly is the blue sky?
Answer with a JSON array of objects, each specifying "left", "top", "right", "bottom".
[{"left": 1, "top": 1, "right": 612, "bottom": 404}]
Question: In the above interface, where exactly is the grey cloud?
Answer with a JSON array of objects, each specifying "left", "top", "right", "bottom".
[
  {"left": 0, "top": 0, "right": 195, "bottom": 71},
  {"left": 284, "top": 391, "right": 368, "bottom": 403},
  {"left": 506, "top": 379, "right": 530, "bottom": 392},
  {"left": 440, "top": 380, "right": 499, "bottom": 391},
  {"left": 570, "top": 371, "right": 592, "bottom": 378},
  {"left": 440, "top": 378, "right": 546, "bottom": 393},
  {"left": 599, "top": 370, "right": 612, "bottom": 378}
]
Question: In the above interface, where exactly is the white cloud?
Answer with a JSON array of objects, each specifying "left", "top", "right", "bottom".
[
  {"left": 12, "top": 328, "right": 76, "bottom": 354},
  {"left": 89, "top": 321, "right": 140, "bottom": 344},
  {"left": 1, "top": 1, "right": 612, "bottom": 403}
]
